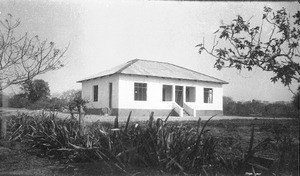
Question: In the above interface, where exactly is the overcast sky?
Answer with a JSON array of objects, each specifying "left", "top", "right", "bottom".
[{"left": 1, "top": 0, "right": 299, "bottom": 102}]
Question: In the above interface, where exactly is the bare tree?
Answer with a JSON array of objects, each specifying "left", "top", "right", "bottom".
[{"left": 0, "top": 14, "right": 68, "bottom": 91}]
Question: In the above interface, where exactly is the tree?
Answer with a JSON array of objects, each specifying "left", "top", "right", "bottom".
[
  {"left": 8, "top": 93, "right": 29, "bottom": 108},
  {"left": 197, "top": 7, "right": 300, "bottom": 88},
  {"left": 60, "top": 89, "right": 87, "bottom": 118},
  {"left": 292, "top": 86, "right": 300, "bottom": 110},
  {"left": 0, "top": 14, "right": 68, "bottom": 91},
  {"left": 223, "top": 96, "right": 236, "bottom": 115},
  {"left": 21, "top": 79, "right": 50, "bottom": 103}
]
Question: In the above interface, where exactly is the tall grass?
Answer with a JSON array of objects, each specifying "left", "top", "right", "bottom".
[{"left": 6, "top": 112, "right": 299, "bottom": 175}]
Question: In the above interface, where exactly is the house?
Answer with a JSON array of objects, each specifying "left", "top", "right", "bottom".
[{"left": 77, "top": 59, "right": 228, "bottom": 117}]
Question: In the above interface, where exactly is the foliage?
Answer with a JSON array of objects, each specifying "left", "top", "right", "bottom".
[
  {"left": 7, "top": 86, "right": 87, "bottom": 113},
  {"left": 258, "top": 120, "right": 299, "bottom": 173},
  {"left": 223, "top": 96, "right": 238, "bottom": 115},
  {"left": 7, "top": 112, "right": 219, "bottom": 175},
  {"left": 292, "top": 85, "right": 300, "bottom": 109},
  {"left": 8, "top": 93, "right": 29, "bottom": 108},
  {"left": 7, "top": 79, "right": 52, "bottom": 109},
  {"left": 44, "top": 97, "right": 65, "bottom": 111},
  {"left": 0, "top": 14, "right": 68, "bottom": 91},
  {"left": 60, "top": 89, "right": 88, "bottom": 117},
  {"left": 6, "top": 112, "right": 299, "bottom": 175},
  {"left": 21, "top": 79, "right": 50, "bottom": 103},
  {"left": 197, "top": 7, "right": 300, "bottom": 86},
  {"left": 223, "top": 96, "right": 299, "bottom": 118},
  {"left": 207, "top": 118, "right": 299, "bottom": 175},
  {"left": 25, "top": 97, "right": 64, "bottom": 111}
]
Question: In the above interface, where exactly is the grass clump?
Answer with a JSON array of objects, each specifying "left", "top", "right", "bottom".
[{"left": 5, "top": 112, "right": 299, "bottom": 175}]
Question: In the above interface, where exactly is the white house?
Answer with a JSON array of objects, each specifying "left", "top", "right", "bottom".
[{"left": 78, "top": 59, "right": 228, "bottom": 117}]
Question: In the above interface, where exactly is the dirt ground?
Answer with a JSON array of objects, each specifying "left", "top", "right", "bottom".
[
  {"left": 0, "top": 140, "right": 175, "bottom": 176},
  {"left": 0, "top": 141, "right": 61, "bottom": 176},
  {"left": 0, "top": 107, "right": 289, "bottom": 123},
  {"left": 0, "top": 141, "right": 125, "bottom": 176}
]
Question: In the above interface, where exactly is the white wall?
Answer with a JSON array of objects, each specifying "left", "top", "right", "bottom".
[
  {"left": 81, "top": 74, "right": 224, "bottom": 111},
  {"left": 118, "top": 75, "right": 223, "bottom": 111},
  {"left": 195, "top": 82, "right": 223, "bottom": 110},
  {"left": 118, "top": 75, "right": 173, "bottom": 110},
  {"left": 81, "top": 75, "right": 119, "bottom": 109}
]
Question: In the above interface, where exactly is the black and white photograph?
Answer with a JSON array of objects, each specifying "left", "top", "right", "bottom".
[{"left": 0, "top": 0, "right": 299, "bottom": 175}]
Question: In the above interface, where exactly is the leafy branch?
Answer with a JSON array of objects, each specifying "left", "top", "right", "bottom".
[{"left": 197, "top": 7, "right": 300, "bottom": 87}]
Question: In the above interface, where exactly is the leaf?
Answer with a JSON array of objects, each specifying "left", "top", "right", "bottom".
[
  {"left": 156, "top": 118, "right": 163, "bottom": 129},
  {"left": 164, "top": 108, "right": 174, "bottom": 124},
  {"left": 262, "top": 14, "right": 267, "bottom": 19},
  {"left": 68, "top": 142, "right": 84, "bottom": 149},
  {"left": 114, "top": 116, "right": 119, "bottom": 128},
  {"left": 148, "top": 112, "right": 154, "bottom": 129},
  {"left": 197, "top": 117, "right": 201, "bottom": 133},
  {"left": 263, "top": 6, "right": 272, "bottom": 13},
  {"left": 166, "top": 156, "right": 184, "bottom": 171},
  {"left": 197, "top": 114, "right": 217, "bottom": 144},
  {"left": 220, "top": 31, "right": 229, "bottom": 39},
  {"left": 228, "top": 48, "right": 235, "bottom": 55},
  {"left": 213, "top": 29, "right": 220, "bottom": 34},
  {"left": 246, "top": 124, "right": 255, "bottom": 159},
  {"left": 124, "top": 111, "right": 132, "bottom": 134}
]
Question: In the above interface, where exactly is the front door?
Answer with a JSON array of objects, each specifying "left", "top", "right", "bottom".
[{"left": 175, "top": 86, "right": 183, "bottom": 107}]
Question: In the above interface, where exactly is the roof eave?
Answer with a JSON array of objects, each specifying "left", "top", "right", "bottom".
[
  {"left": 78, "top": 73, "right": 229, "bottom": 85},
  {"left": 77, "top": 73, "right": 116, "bottom": 83},
  {"left": 77, "top": 59, "right": 138, "bottom": 83},
  {"left": 120, "top": 73, "right": 228, "bottom": 84}
]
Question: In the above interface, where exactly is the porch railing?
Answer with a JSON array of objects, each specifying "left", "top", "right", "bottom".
[
  {"left": 172, "top": 102, "right": 183, "bottom": 117},
  {"left": 183, "top": 102, "right": 196, "bottom": 117}
]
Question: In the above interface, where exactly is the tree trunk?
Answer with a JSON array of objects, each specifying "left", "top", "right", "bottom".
[{"left": 78, "top": 106, "right": 85, "bottom": 135}]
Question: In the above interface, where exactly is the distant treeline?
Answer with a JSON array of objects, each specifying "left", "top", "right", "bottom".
[{"left": 223, "top": 97, "right": 299, "bottom": 118}]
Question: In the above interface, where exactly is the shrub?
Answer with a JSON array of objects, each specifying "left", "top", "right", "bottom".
[
  {"left": 6, "top": 112, "right": 299, "bottom": 175},
  {"left": 8, "top": 94, "right": 29, "bottom": 108},
  {"left": 26, "top": 97, "right": 64, "bottom": 111},
  {"left": 7, "top": 112, "right": 219, "bottom": 175},
  {"left": 223, "top": 97, "right": 299, "bottom": 118},
  {"left": 258, "top": 120, "right": 299, "bottom": 173}
]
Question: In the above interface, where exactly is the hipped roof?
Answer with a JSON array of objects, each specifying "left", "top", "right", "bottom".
[{"left": 77, "top": 59, "right": 228, "bottom": 84}]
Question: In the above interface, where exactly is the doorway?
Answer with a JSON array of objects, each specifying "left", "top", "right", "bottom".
[
  {"left": 109, "top": 83, "right": 112, "bottom": 108},
  {"left": 175, "top": 86, "right": 183, "bottom": 107}
]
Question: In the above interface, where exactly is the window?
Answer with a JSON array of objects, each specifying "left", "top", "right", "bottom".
[
  {"left": 162, "top": 85, "right": 172, "bottom": 101},
  {"left": 204, "top": 88, "right": 213, "bottom": 103},
  {"left": 134, "top": 83, "right": 147, "bottom": 101},
  {"left": 186, "top": 87, "right": 196, "bottom": 102},
  {"left": 93, "top": 85, "right": 98, "bottom": 102}
]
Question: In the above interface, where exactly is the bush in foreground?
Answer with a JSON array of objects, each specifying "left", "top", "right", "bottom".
[{"left": 6, "top": 112, "right": 299, "bottom": 175}]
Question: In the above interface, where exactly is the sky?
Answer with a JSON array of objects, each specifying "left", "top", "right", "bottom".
[{"left": 1, "top": 0, "right": 299, "bottom": 102}]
